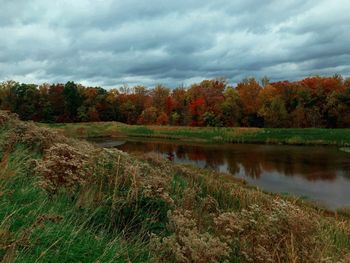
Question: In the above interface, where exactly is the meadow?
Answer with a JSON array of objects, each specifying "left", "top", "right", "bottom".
[
  {"left": 1, "top": 111, "right": 350, "bottom": 262},
  {"left": 43, "top": 121, "right": 350, "bottom": 146}
]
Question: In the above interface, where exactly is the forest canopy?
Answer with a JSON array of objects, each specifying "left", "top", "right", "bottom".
[{"left": 1, "top": 75, "right": 350, "bottom": 128}]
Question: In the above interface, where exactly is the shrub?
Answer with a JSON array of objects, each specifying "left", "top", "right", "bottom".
[
  {"left": 0, "top": 111, "right": 13, "bottom": 125},
  {"left": 34, "top": 143, "right": 88, "bottom": 196},
  {"left": 214, "top": 199, "right": 320, "bottom": 262},
  {"left": 151, "top": 209, "right": 229, "bottom": 263}
]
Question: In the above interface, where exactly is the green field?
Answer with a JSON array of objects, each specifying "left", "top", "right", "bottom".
[
  {"left": 42, "top": 121, "right": 350, "bottom": 146},
  {"left": 2, "top": 112, "right": 350, "bottom": 262}
]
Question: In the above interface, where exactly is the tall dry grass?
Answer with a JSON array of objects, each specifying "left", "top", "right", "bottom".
[{"left": 1, "top": 110, "right": 350, "bottom": 262}]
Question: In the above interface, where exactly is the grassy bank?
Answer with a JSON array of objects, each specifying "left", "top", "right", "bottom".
[
  {"left": 2, "top": 112, "right": 350, "bottom": 262},
  {"left": 42, "top": 122, "right": 350, "bottom": 146}
]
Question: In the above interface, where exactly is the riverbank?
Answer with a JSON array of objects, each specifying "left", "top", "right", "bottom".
[
  {"left": 2, "top": 112, "right": 350, "bottom": 262},
  {"left": 92, "top": 137, "right": 350, "bottom": 210},
  {"left": 42, "top": 121, "right": 350, "bottom": 146}
]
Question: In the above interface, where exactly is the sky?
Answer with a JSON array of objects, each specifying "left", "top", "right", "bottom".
[{"left": 1, "top": 0, "right": 350, "bottom": 88}]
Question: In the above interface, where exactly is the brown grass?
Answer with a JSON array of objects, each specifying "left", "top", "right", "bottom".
[
  {"left": 2, "top": 110, "right": 350, "bottom": 262},
  {"left": 230, "top": 127, "right": 261, "bottom": 136}
]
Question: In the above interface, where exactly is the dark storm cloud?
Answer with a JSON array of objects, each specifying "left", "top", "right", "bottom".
[{"left": 0, "top": 0, "right": 349, "bottom": 88}]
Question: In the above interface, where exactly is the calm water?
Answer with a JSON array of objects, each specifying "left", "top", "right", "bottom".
[{"left": 93, "top": 137, "right": 350, "bottom": 209}]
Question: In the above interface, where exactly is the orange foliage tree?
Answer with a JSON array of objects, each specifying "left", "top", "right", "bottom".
[{"left": 2, "top": 75, "right": 350, "bottom": 128}]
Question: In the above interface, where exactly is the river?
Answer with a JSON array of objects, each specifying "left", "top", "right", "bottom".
[{"left": 92, "top": 137, "right": 350, "bottom": 209}]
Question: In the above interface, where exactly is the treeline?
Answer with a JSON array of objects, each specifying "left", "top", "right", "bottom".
[{"left": 1, "top": 75, "right": 350, "bottom": 128}]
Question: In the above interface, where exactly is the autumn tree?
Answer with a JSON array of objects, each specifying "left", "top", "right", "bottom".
[
  {"left": 9, "top": 83, "right": 40, "bottom": 121},
  {"left": 326, "top": 88, "right": 350, "bottom": 127},
  {"left": 236, "top": 78, "right": 263, "bottom": 126},
  {"left": 138, "top": 106, "right": 158, "bottom": 124},
  {"left": 63, "top": 81, "right": 81, "bottom": 122},
  {"left": 119, "top": 100, "right": 137, "bottom": 124},
  {"left": 187, "top": 79, "right": 225, "bottom": 113},
  {"left": 151, "top": 84, "right": 170, "bottom": 113},
  {"left": 202, "top": 111, "right": 223, "bottom": 127},
  {"left": 221, "top": 87, "right": 241, "bottom": 126},
  {"left": 259, "top": 97, "right": 288, "bottom": 127},
  {"left": 2, "top": 76, "right": 350, "bottom": 128},
  {"left": 257, "top": 85, "right": 288, "bottom": 127},
  {"left": 48, "top": 84, "right": 65, "bottom": 122},
  {"left": 345, "top": 77, "right": 350, "bottom": 89},
  {"left": 170, "top": 87, "right": 187, "bottom": 125},
  {"left": 156, "top": 112, "right": 169, "bottom": 125},
  {"left": 105, "top": 89, "right": 120, "bottom": 120},
  {"left": 38, "top": 83, "right": 54, "bottom": 122},
  {"left": 129, "top": 85, "right": 149, "bottom": 118},
  {"left": 188, "top": 97, "right": 205, "bottom": 126},
  {"left": 0, "top": 80, "right": 17, "bottom": 110}
]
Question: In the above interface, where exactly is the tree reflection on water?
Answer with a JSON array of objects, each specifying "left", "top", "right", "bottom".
[
  {"left": 118, "top": 141, "right": 349, "bottom": 181},
  {"left": 92, "top": 138, "right": 350, "bottom": 208}
]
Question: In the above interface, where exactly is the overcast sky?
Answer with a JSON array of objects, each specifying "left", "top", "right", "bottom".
[{"left": 1, "top": 0, "right": 350, "bottom": 88}]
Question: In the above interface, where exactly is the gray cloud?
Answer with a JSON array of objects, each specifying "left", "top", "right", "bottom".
[{"left": 0, "top": 0, "right": 350, "bottom": 88}]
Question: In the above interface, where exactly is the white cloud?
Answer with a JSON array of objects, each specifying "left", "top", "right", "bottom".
[{"left": 0, "top": 0, "right": 349, "bottom": 88}]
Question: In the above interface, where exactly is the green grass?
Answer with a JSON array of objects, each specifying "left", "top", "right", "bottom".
[
  {"left": 0, "top": 131, "right": 149, "bottom": 262},
  {"left": 3, "top": 112, "right": 350, "bottom": 262},
  {"left": 41, "top": 122, "right": 350, "bottom": 146}
]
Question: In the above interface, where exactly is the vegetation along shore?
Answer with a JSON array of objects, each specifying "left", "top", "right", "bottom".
[
  {"left": 4, "top": 75, "right": 350, "bottom": 146},
  {"left": 44, "top": 121, "right": 350, "bottom": 146},
  {"left": 2, "top": 111, "right": 350, "bottom": 262}
]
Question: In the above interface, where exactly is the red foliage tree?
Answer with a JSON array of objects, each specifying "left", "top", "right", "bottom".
[{"left": 156, "top": 112, "right": 169, "bottom": 125}]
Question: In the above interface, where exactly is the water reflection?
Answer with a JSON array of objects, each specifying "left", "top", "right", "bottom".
[{"left": 92, "top": 138, "right": 350, "bottom": 209}]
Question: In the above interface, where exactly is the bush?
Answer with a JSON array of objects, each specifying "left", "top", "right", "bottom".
[
  {"left": 151, "top": 209, "right": 229, "bottom": 263},
  {"left": 214, "top": 200, "right": 320, "bottom": 262},
  {"left": 34, "top": 143, "right": 88, "bottom": 196}
]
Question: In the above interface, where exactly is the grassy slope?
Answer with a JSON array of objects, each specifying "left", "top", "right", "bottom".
[
  {"left": 2, "top": 113, "right": 350, "bottom": 262},
  {"left": 0, "top": 118, "right": 149, "bottom": 262},
  {"left": 42, "top": 122, "right": 350, "bottom": 146}
]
